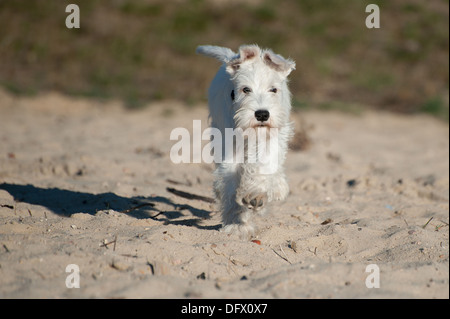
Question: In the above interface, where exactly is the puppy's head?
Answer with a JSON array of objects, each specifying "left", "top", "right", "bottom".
[{"left": 226, "top": 45, "right": 295, "bottom": 131}]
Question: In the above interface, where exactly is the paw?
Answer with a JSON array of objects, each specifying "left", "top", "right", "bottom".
[
  {"left": 221, "top": 223, "right": 255, "bottom": 239},
  {"left": 241, "top": 193, "right": 267, "bottom": 211},
  {"left": 270, "top": 177, "right": 289, "bottom": 202}
]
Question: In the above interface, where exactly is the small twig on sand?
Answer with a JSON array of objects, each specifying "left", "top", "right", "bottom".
[
  {"left": 100, "top": 235, "right": 117, "bottom": 250},
  {"left": 435, "top": 220, "right": 449, "bottom": 231},
  {"left": 422, "top": 217, "right": 434, "bottom": 229},
  {"left": 166, "top": 187, "right": 215, "bottom": 203},
  {"left": 403, "top": 218, "right": 409, "bottom": 227},
  {"left": 272, "top": 246, "right": 292, "bottom": 264},
  {"left": 119, "top": 203, "right": 155, "bottom": 214},
  {"left": 33, "top": 268, "right": 46, "bottom": 280},
  {"left": 119, "top": 202, "right": 163, "bottom": 220},
  {"left": 166, "top": 179, "right": 192, "bottom": 187},
  {"left": 146, "top": 259, "right": 155, "bottom": 275},
  {"left": 279, "top": 245, "right": 291, "bottom": 264}
]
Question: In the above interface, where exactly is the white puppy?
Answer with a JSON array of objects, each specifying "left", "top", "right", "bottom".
[{"left": 196, "top": 44, "right": 295, "bottom": 237}]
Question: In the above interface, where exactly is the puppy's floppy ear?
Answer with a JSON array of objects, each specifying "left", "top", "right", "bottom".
[
  {"left": 226, "top": 45, "right": 261, "bottom": 75},
  {"left": 263, "top": 50, "right": 296, "bottom": 77}
]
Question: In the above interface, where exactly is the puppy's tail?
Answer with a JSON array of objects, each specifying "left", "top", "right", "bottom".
[{"left": 196, "top": 45, "right": 236, "bottom": 63}]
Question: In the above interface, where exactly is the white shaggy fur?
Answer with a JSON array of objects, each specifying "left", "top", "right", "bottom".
[{"left": 196, "top": 44, "right": 295, "bottom": 238}]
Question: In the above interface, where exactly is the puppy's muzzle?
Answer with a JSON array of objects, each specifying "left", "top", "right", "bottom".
[{"left": 255, "top": 110, "right": 270, "bottom": 122}]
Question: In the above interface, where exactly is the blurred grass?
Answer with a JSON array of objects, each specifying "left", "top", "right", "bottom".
[{"left": 0, "top": 0, "right": 448, "bottom": 119}]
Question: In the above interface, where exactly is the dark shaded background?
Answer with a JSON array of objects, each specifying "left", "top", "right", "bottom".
[{"left": 0, "top": 0, "right": 448, "bottom": 119}]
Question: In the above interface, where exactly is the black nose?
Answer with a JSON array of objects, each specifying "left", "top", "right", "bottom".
[{"left": 255, "top": 110, "right": 270, "bottom": 122}]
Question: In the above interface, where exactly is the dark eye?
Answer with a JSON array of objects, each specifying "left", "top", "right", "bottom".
[
  {"left": 242, "top": 87, "right": 252, "bottom": 94},
  {"left": 270, "top": 87, "right": 277, "bottom": 93}
]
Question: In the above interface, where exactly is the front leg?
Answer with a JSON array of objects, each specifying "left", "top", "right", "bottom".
[
  {"left": 269, "top": 172, "right": 289, "bottom": 202},
  {"left": 236, "top": 165, "right": 270, "bottom": 212},
  {"left": 216, "top": 164, "right": 257, "bottom": 238}
]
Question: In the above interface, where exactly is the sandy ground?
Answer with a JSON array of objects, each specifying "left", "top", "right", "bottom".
[{"left": 0, "top": 88, "right": 448, "bottom": 299}]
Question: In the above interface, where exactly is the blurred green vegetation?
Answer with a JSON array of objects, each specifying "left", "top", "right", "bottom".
[{"left": 0, "top": 0, "right": 448, "bottom": 119}]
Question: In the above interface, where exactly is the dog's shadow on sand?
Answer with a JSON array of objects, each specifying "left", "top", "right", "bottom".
[{"left": 0, "top": 183, "right": 220, "bottom": 230}]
